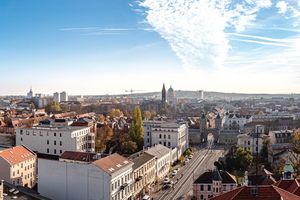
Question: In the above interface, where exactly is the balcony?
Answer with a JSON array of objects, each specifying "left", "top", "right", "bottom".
[
  {"left": 120, "top": 183, "right": 128, "bottom": 190},
  {"left": 135, "top": 175, "right": 143, "bottom": 182}
]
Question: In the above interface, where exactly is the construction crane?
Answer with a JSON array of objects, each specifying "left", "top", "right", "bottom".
[{"left": 125, "top": 89, "right": 145, "bottom": 95}]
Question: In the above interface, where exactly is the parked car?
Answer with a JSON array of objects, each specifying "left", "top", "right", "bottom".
[
  {"left": 163, "top": 177, "right": 170, "bottom": 184},
  {"left": 171, "top": 170, "right": 178, "bottom": 176},
  {"left": 189, "top": 155, "right": 193, "bottom": 159}
]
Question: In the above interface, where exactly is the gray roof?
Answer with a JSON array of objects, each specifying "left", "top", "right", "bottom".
[
  {"left": 145, "top": 144, "right": 171, "bottom": 158},
  {"left": 132, "top": 153, "right": 155, "bottom": 170}
]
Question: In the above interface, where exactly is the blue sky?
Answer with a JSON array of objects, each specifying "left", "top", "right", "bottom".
[{"left": 0, "top": 0, "right": 299, "bottom": 95}]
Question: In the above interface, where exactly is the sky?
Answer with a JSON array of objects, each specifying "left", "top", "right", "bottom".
[{"left": 0, "top": 0, "right": 299, "bottom": 95}]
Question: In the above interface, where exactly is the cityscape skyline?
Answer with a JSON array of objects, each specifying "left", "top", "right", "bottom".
[{"left": 0, "top": 0, "right": 299, "bottom": 95}]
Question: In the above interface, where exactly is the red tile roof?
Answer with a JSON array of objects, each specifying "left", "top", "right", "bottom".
[
  {"left": 274, "top": 179, "right": 300, "bottom": 196},
  {"left": 211, "top": 185, "right": 300, "bottom": 200},
  {"left": 0, "top": 145, "right": 35, "bottom": 165},
  {"left": 92, "top": 153, "right": 133, "bottom": 175}
]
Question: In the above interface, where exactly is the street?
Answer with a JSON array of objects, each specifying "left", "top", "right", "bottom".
[{"left": 155, "top": 139, "right": 225, "bottom": 200}]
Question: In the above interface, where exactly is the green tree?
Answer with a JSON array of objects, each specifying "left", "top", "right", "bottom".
[
  {"left": 45, "top": 102, "right": 61, "bottom": 113},
  {"left": 224, "top": 147, "right": 253, "bottom": 173},
  {"left": 129, "top": 106, "right": 144, "bottom": 151}
]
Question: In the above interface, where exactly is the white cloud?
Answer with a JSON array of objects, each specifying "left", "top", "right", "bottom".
[
  {"left": 276, "top": 1, "right": 288, "bottom": 14},
  {"left": 139, "top": 0, "right": 276, "bottom": 70}
]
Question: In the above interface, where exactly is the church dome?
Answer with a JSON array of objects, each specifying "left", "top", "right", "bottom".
[{"left": 168, "top": 86, "right": 174, "bottom": 93}]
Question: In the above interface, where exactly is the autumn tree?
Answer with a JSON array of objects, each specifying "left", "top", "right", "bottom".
[
  {"left": 109, "top": 108, "right": 123, "bottom": 118},
  {"left": 291, "top": 129, "right": 300, "bottom": 175},
  {"left": 143, "top": 111, "right": 151, "bottom": 120},
  {"left": 95, "top": 124, "right": 113, "bottom": 152},
  {"left": 97, "top": 114, "right": 106, "bottom": 123},
  {"left": 129, "top": 106, "right": 144, "bottom": 151}
]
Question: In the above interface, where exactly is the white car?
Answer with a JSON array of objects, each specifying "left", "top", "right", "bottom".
[
  {"left": 188, "top": 155, "right": 193, "bottom": 159},
  {"left": 163, "top": 177, "right": 170, "bottom": 184},
  {"left": 172, "top": 170, "right": 178, "bottom": 176}
]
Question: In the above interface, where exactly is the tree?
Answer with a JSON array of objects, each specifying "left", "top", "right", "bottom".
[
  {"left": 45, "top": 102, "right": 61, "bottom": 113},
  {"left": 143, "top": 111, "right": 151, "bottom": 120},
  {"left": 291, "top": 129, "right": 300, "bottom": 176},
  {"left": 129, "top": 106, "right": 144, "bottom": 151},
  {"left": 224, "top": 147, "right": 253, "bottom": 173},
  {"left": 97, "top": 114, "right": 106, "bottom": 123},
  {"left": 120, "top": 140, "right": 137, "bottom": 154},
  {"left": 292, "top": 129, "right": 300, "bottom": 154},
  {"left": 109, "top": 108, "right": 123, "bottom": 118},
  {"left": 95, "top": 124, "right": 113, "bottom": 152},
  {"left": 260, "top": 139, "right": 271, "bottom": 170}
]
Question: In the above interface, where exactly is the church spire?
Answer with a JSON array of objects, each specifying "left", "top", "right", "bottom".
[{"left": 162, "top": 83, "right": 166, "bottom": 107}]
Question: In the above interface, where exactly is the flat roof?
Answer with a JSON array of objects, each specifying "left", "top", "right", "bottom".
[{"left": 18, "top": 125, "right": 89, "bottom": 132}]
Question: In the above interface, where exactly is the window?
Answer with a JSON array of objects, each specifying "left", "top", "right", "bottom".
[
  {"left": 21, "top": 137, "right": 23, "bottom": 142},
  {"left": 164, "top": 135, "right": 166, "bottom": 139},
  {"left": 47, "top": 140, "right": 49, "bottom": 145},
  {"left": 54, "top": 140, "right": 56, "bottom": 145},
  {"left": 168, "top": 142, "right": 171, "bottom": 146},
  {"left": 60, "top": 141, "right": 62, "bottom": 146},
  {"left": 200, "top": 185, "right": 204, "bottom": 191},
  {"left": 60, "top": 150, "right": 62, "bottom": 154},
  {"left": 200, "top": 195, "right": 204, "bottom": 200},
  {"left": 47, "top": 148, "right": 49, "bottom": 153},
  {"left": 20, "top": 130, "right": 23, "bottom": 135},
  {"left": 168, "top": 135, "right": 171, "bottom": 139},
  {"left": 60, "top": 133, "right": 62, "bottom": 137},
  {"left": 159, "top": 134, "right": 162, "bottom": 139},
  {"left": 54, "top": 132, "right": 56, "bottom": 137},
  {"left": 208, "top": 185, "right": 211, "bottom": 191},
  {"left": 54, "top": 149, "right": 56, "bottom": 154}
]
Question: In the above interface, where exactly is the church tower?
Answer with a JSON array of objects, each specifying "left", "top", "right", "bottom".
[{"left": 161, "top": 83, "right": 166, "bottom": 108}]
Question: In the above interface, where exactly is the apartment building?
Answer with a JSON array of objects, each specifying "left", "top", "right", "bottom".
[
  {"left": 145, "top": 144, "right": 171, "bottom": 180},
  {"left": 0, "top": 146, "right": 37, "bottom": 188},
  {"left": 38, "top": 152, "right": 133, "bottom": 200},
  {"left": 16, "top": 125, "right": 94, "bottom": 156},
  {"left": 131, "top": 152, "right": 156, "bottom": 199},
  {"left": 144, "top": 121, "right": 189, "bottom": 157}
]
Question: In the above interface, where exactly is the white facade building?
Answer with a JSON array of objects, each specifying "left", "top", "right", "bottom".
[
  {"left": 145, "top": 144, "right": 171, "bottom": 180},
  {"left": 223, "top": 113, "right": 252, "bottom": 131},
  {"left": 237, "top": 125, "right": 269, "bottom": 155},
  {"left": 60, "top": 91, "right": 68, "bottom": 102},
  {"left": 16, "top": 125, "right": 94, "bottom": 156},
  {"left": 38, "top": 152, "right": 133, "bottom": 200},
  {"left": 144, "top": 121, "right": 189, "bottom": 158},
  {"left": 53, "top": 92, "right": 60, "bottom": 103}
]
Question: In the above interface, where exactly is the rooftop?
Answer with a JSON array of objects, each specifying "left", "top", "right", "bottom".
[
  {"left": 92, "top": 153, "right": 133, "bottom": 175},
  {"left": 60, "top": 151, "right": 97, "bottom": 163},
  {"left": 145, "top": 144, "right": 171, "bottom": 158},
  {"left": 18, "top": 125, "right": 89, "bottom": 132},
  {"left": 194, "top": 170, "right": 236, "bottom": 184},
  {"left": 211, "top": 185, "right": 300, "bottom": 200},
  {"left": 0, "top": 145, "right": 35, "bottom": 165},
  {"left": 131, "top": 152, "right": 155, "bottom": 170}
]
